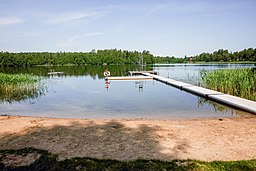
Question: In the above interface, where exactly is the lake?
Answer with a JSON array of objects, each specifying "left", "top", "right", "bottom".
[{"left": 0, "top": 64, "right": 255, "bottom": 119}]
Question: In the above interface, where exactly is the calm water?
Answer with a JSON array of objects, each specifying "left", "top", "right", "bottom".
[
  {"left": 154, "top": 63, "right": 256, "bottom": 85},
  {"left": 0, "top": 64, "right": 255, "bottom": 119}
]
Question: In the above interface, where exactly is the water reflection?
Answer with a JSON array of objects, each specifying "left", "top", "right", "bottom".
[
  {"left": 135, "top": 81, "right": 144, "bottom": 92},
  {"left": 104, "top": 79, "right": 111, "bottom": 90},
  {"left": 0, "top": 78, "right": 46, "bottom": 104},
  {"left": 0, "top": 64, "right": 254, "bottom": 118},
  {"left": 154, "top": 63, "right": 255, "bottom": 85},
  {"left": 197, "top": 97, "right": 236, "bottom": 116},
  {"left": 0, "top": 65, "right": 152, "bottom": 78}
]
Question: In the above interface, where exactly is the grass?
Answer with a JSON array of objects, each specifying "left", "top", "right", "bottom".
[
  {"left": 0, "top": 73, "right": 45, "bottom": 103},
  {"left": 201, "top": 68, "right": 256, "bottom": 101},
  {"left": 0, "top": 73, "right": 38, "bottom": 85},
  {"left": 0, "top": 148, "right": 256, "bottom": 171}
]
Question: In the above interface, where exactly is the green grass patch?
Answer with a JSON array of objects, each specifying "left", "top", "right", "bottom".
[
  {"left": 201, "top": 68, "right": 256, "bottom": 101},
  {"left": 0, "top": 73, "right": 38, "bottom": 85},
  {"left": 0, "top": 148, "right": 255, "bottom": 171},
  {"left": 0, "top": 73, "right": 45, "bottom": 103}
]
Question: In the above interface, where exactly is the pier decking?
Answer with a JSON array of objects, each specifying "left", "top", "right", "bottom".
[
  {"left": 142, "top": 73, "right": 256, "bottom": 114},
  {"left": 107, "top": 76, "right": 153, "bottom": 80},
  {"left": 128, "top": 71, "right": 158, "bottom": 76}
]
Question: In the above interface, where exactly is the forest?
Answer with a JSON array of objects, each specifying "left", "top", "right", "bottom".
[
  {"left": 0, "top": 49, "right": 184, "bottom": 66},
  {"left": 0, "top": 48, "right": 255, "bottom": 66},
  {"left": 191, "top": 48, "right": 256, "bottom": 62}
]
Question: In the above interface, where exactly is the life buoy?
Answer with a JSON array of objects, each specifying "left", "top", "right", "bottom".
[{"left": 104, "top": 70, "right": 110, "bottom": 77}]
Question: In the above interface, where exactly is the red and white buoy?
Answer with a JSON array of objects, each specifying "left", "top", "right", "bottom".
[{"left": 104, "top": 70, "right": 111, "bottom": 90}]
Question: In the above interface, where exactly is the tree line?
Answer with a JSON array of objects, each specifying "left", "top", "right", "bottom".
[
  {"left": 0, "top": 65, "right": 149, "bottom": 79},
  {"left": 0, "top": 49, "right": 186, "bottom": 67},
  {"left": 191, "top": 48, "right": 256, "bottom": 62},
  {"left": 0, "top": 48, "right": 255, "bottom": 66}
]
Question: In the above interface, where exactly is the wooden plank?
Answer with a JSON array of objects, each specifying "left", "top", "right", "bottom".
[
  {"left": 208, "top": 94, "right": 256, "bottom": 114},
  {"left": 107, "top": 76, "right": 153, "bottom": 80},
  {"left": 142, "top": 73, "right": 193, "bottom": 88},
  {"left": 183, "top": 86, "right": 223, "bottom": 97},
  {"left": 128, "top": 71, "right": 157, "bottom": 75}
]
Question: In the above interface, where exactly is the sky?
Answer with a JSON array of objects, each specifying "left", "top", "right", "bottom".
[{"left": 0, "top": 0, "right": 255, "bottom": 57}]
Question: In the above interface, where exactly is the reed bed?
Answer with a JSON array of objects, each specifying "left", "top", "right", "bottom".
[
  {"left": 201, "top": 68, "right": 256, "bottom": 101},
  {"left": 0, "top": 73, "right": 45, "bottom": 103}
]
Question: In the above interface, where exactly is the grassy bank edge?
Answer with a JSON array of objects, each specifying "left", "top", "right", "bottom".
[{"left": 0, "top": 148, "right": 255, "bottom": 171}]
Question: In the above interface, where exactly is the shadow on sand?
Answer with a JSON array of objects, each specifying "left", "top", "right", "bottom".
[{"left": 0, "top": 120, "right": 189, "bottom": 161}]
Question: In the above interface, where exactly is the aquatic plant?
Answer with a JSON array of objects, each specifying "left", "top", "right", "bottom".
[
  {"left": 0, "top": 73, "right": 45, "bottom": 103},
  {"left": 201, "top": 68, "right": 256, "bottom": 101}
]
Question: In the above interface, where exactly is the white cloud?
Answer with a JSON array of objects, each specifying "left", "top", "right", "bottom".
[
  {"left": 0, "top": 17, "right": 24, "bottom": 26},
  {"left": 146, "top": 4, "right": 169, "bottom": 16},
  {"left": 45, "top": 11, "right": 105, "bottom": 24},
  {"left": 70, "top": 32, "right": 103, "bottom": 41},
  {"left": 57, "top": 32, "right": 103, "bottom": 48}
]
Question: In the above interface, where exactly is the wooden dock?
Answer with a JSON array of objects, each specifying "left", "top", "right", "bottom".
[
  {"left": 128, "top": 71, "right": 158, "bottom": 76},
  {"left": 142, "top": 73, "right": 256, "bottom": 114},
  {"left": 107, "top": 76, "right": 153, "bottom": 80}
]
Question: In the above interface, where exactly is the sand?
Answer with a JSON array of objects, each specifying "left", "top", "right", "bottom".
[{"left": 0, "top": 115, "right": 256, "bottom": 161}]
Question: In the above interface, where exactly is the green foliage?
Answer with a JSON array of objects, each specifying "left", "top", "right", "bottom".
[
  {"left": 1, "top": 148, "right": 256, "bottom": 171},
  {"left": 201, "top": 68, "right": 256, "bottom": 101},
  {"left": 0, "top": 65, "right": 153, "bottom": 79},
  {"left": 56, "top": 158, "right": 196, "bottom": 171},
  {"left": 0, "top": 48, "right": 255, "bottom": 66},
  {"left": 0, "top": 49, "right": 189, "bottom": 66},
  {"left": 154, "top": 56, "right": 186, "bottom": 63},
  {"left": 194, "top": 160, "right": 256, "bottom": 171},
  {"left": 0, "top": 50, "right": 155, "bottom": 66},
  {"left": 192, "top": 48, "right": 256, "bottom": 62},
  {"left": 0, "top": 73, "right": 45, "bottom": 103},
  {"left": 0, "top": 73, "right": 37, "bottom": 85}
]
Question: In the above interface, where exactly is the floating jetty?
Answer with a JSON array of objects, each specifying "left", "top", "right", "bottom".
[
  {"left": 107, "top": 76, "right": 153, "bottom": 81},
  {"left": 128, "top": 71, "right": 158, "bottom": 76},
  {"left": 142, "top": 72, "right": 256, "bottom": 114}
]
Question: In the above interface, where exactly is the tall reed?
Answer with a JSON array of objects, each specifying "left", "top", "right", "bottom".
[
  {"left": 0, "top": 73, "right": 45, "bottom": 103},
  {"left": 201, "top": 68, "right": 256, "bottom": 101}
]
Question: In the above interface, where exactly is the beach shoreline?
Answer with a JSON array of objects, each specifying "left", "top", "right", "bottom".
[{"left": 0, "top": 115, "right": 256, "bottom": 161}]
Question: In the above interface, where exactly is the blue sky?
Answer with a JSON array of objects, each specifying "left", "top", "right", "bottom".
[{"left": 0, "top": 0, "right": 255, "bottom": 57}]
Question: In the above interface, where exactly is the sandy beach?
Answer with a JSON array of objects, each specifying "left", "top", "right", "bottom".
[{"left": 0, "top": 115, "right": 256, "bottom": 161}]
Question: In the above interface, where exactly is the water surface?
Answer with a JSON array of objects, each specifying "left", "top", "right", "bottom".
[
  {"left": 154, "top": 63, "right": 255, "bottom": 85},
  {"left": 0, "top": 64, "right": 254, "bottom": 119}
]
